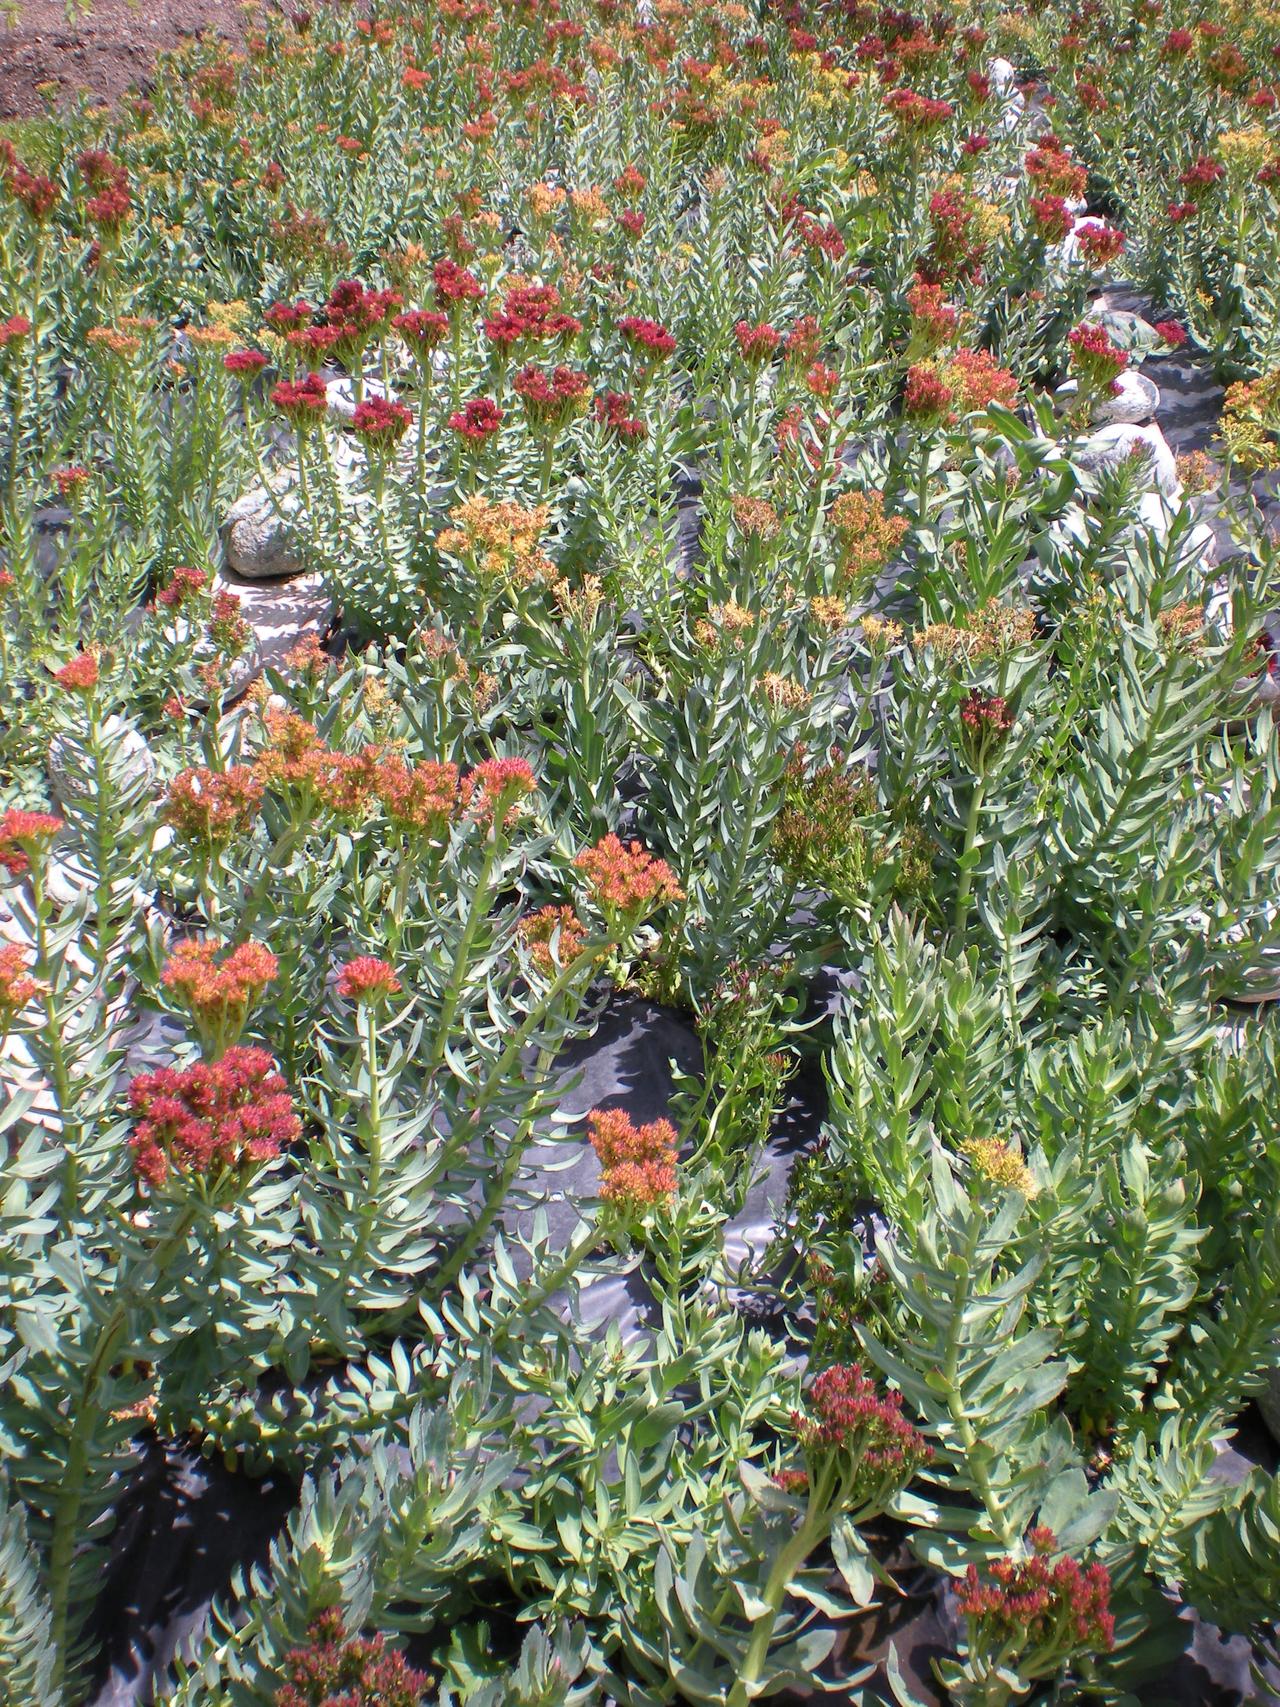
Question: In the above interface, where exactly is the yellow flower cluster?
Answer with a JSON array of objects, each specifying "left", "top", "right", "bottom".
[{"left": 961, "top": 1137, "right": 1038, "bottom": 1198}]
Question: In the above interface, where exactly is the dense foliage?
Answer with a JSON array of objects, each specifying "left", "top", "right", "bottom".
[{"left": 2, "top": 0, "right": 1280, "bottom": 1702}]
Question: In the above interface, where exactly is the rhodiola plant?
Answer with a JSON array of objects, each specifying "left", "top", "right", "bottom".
[{"left": 5, "top": 0, "right": 1280, "bottom": 1702}]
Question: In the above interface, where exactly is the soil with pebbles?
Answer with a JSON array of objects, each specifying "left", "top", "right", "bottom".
[{"left": 0, "top": 0, "right": 247, "bottom": 122}]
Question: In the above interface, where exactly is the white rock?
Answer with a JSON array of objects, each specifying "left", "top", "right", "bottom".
[
  {"left": 1075, "top": 422, "right": 1182, "bottom": 502},
  {"left": 1055, "top": 371, "right": 1160, "bottom": 426},
  {"left": 48, "top": 713, "right": 156, "bottom": 807}
]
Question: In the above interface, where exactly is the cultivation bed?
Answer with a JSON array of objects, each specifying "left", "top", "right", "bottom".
[{"left": 4, "top": 3, "right": 1280, "bottom": 1706}]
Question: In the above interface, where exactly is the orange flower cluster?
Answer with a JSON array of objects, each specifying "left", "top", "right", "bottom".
[
  {"left": 460, "top": 756, "right": 537, "bottom": 826},
  {"left": 587, "top": 1106, "right": 678, "bottom": 1210},
  {"left": 574, "top": 834, "right": 684, "bottom": 919},
  {"left": 436, "top": 496, "right": 552, "bottom": 586},
  {"left": 162, "top": 938, "right": 278, "bottom": 1028},
  {"left": 0, "top": 808, "right": 63, "bottom": 877},
  {"left": 54, "top": 650, "right": 100, "bottom": 691},
  {"left": 0, "top": 943, "right": 44, "bottom": 1034},
  {"left": 164, "top": 765, "right": 266, "bottom": 846},
  {"left": 828, "top": 489, "right": 910, "bottom": 588},
  {"left": 335, "top": 956, "right": 402, "bottom": 1003}
]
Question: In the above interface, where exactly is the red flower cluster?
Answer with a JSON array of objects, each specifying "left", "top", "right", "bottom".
[
  {"left": 1074, "top": 221, "right": 1125, "bottom": 267},
  {"left": 903, "top": 362, "right": 954, "bottom": 422},
  {"left": 2, "top": 141, "right": 57, "bottom": 221},
  {"left": 272, "top": 372, "right": 329, "bottom": 426},
  {"left": 906, "top": 279, "right": 959, "bottom": 350},
  {"left": 433, "top": 258, "right": 484, "bottom": 310},
  {"left": 484, "top": 283, "right": 581, "bottom": 348},
  {"left": 1180, "top": 155, "right": 1225, "bottom": 195},
  {"left": 574, "top": 833, "right": 683, "bottom": 918},
  {"left": 587, "top": 1106, "right": 678, "bottom": 1209},
  {"left": 162, "top": 938, "right": 278, "bottom": 1025},
  {"left": 1067, "top": 321, "right": 1129, "bottom": 394},
  {"left": 274, "top": 1609, "right": 430, "bottom": 1707},
  {"left": 514, "top": 362, "right": 591, "bottom": 428},
  {"left": 54, "top": 651, "right": 99, "bottom": 691},
  {"left": 0, "top": 808, "right": 63, "bottom": 877},
  {"left": 127, "top": 1046, "right": 299, "bottom": 1189},
  {"left": 617, "top": 315, "right": 676, "bottom": 361},
  {"left": 448, "top": 396, "right": 504, "bottom": 442},
  {"left": 595, "top": 390, "right": 646, "bottom": 440},
  {"left": 157, "top": 566, "right": 209, "bottom": 610},
  {"left": 957, "top": 1529, "right": 1115, "bottom": 1655},
  {"left": 1025, "top": 139, "right": 1087, "bottom": 200},
  {"left": 792, "top": 1363, "right": 933, "bottom": 1470},
  {"left": 164, "top": 765, "right": 265, "bottom": 845},
  {"left": 209, "top": 589, "right": 252, "bottom": 656},
  {"left": 960, "top": 691, "right": 1014, "bottom": 735},
  {"left": 1154, "top": 319, "right": 1187, "bottom": 348},
  {"left": 0, "top": 315, "right": 31, "bottom": 348},
  {"left": 224, "top": 348, "right": 269, "bottom": 377},
  {"left": 79, "top": 149, "right": 132, "bottom": 233},
  {"left": 734, "top": 319, "right": 782, "bottom": 364},
  {"left": 52, "top": 465, "right": 91, "bottom": 498},
  {"left": 370, "top": 755, "right": 459, "bottom": 840},
  {"left": 1029, "top": 194, "right": 1073, "bottom": 243},
  {"left": 335, "top": 956, "right": 402, "bottom": 1004},
  {"left": 884, "top": 87, "right": 954, "bottom": 130},
  {"left": 393, "top": 308, "right": 450, "bottom": 356},
  {"left": 351, "top": 396, "right": 413, "bottom": 448}
]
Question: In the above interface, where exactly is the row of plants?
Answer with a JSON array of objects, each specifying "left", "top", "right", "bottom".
[{"left": 2, "top": 0, "right": 1280, "bottom": 1704}]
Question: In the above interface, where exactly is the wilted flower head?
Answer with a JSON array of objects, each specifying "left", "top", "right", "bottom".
[
  {"left": 587, "top": 1106, "right": 678, "bottom": 1210},
  {"left": 518, "top": 904, "right": 587, "bottom": 975},
  {"left": 127, "top": 1046, "right": 299, "bottom": 1190}
]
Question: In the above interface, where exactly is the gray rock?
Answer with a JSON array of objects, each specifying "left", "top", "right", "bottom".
[
  {"left": 212, "top": 569, "right": 334, "bottom": 696},
  {"left": 48, "top": 714, "right": 156, "bottom": 807},
  {"left": 222, "top": 480, "right": 304, "bottom": 581},
  {"left": 1075, "top": 422, "right": 1182, "bottom": 502}
]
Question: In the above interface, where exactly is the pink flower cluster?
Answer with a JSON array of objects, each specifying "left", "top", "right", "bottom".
[{"left": 792, "top": 1363, "right": 933, "bottom": 1471}]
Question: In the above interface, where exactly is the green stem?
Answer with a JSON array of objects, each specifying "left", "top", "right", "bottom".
[
  {"left": 425, "top": 829, "right": 501, "bottom": 1077},
  {"left": 47, "top": 1203, "right": 199, "bottom": 1700},
  {"left": 952, "top": 773, "right": 987, "bottom": 941}
]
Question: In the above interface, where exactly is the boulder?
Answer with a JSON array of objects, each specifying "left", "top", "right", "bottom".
[
  {"left": 1075, "top": 422, "right": 1182, "bottom": 502},
  {"left": 222, "top": 479, "right": 305, "bottom": 581},
  {"left": 48, "top": 713, "right": 156, "bottom": 807},
  {"left": 1055, "top": 371, "right": 1159, "bottom": 427}
]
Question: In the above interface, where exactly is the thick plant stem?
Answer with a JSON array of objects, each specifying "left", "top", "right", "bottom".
[
  {"left": 47, "top": 1205, "right": 198, "bottom": 1701},
  {"left": 426, "top": 830, "right": 501, "bottom": 1076},
  {"left": 724, "top": 1462, "right": 838, "bottom": 1707},
  {"left": 952, "top": 775, "right": 987, "bottom": 940}
]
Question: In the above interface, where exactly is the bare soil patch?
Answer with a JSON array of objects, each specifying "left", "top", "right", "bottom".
[{"left": 0, "top": 0, "right": 246, "bottom": 121}]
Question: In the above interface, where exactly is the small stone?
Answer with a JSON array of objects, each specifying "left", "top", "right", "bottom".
[
  {"left": 1075, "top": 422, "right": 1182, "bottom": 501},
  {"left": 48, "top": 713, "right": 156, "bottom": 807}
]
